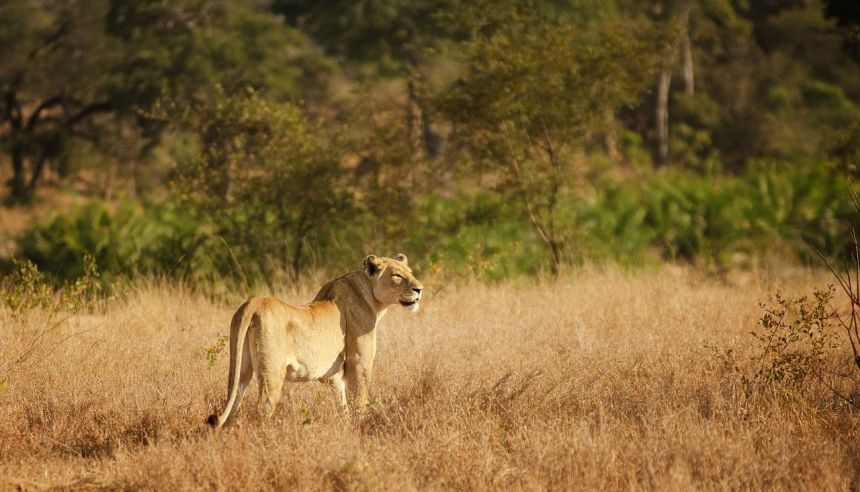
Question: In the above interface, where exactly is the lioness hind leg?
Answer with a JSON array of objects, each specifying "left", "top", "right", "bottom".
[
  {"left": 257, "top": 364, "right": 287, "bottom": 419},
  {"left": 329, "top": 366, "right": 348, "bottom": 414}
]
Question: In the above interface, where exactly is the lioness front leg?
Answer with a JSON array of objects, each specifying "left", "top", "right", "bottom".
[{"left": 345, "top": 331, "right": 376, "bottom": 406}]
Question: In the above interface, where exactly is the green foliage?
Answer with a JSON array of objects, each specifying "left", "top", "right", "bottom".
[
  {"left": 274, "top": 0, "right": 453, "bottom": 76},
  {"left": 205, "top": 335, "right": 230, "bottom": 368},
  {"left": 108, "top": 0, "right": 335, "bottom": 106},
  {"left": 669, "top": 92, "right": 723, "bottom": 172},
  {"left": 829, "top": 121, "right": 860, "bottom": 176},
  {"left": 62, "top": 253, "right": 102, "bottom": 314},
  {"left": 1, "top": 258, "right": 54, "bottom": 316},
  {"left": 4, "top": 0, "right": 860, "bottom": 283},
  {"left": 334, "top": 88, "right": 419, "bottom": 247},
  {"left": 1, "top": 254, "right": 103, "bottom": 318},
  {"left": 570, "top": 163, "right": 855, "bottom": 269},
  {"left": 744, "top": 161, "right": 854, "bottom": 261},
  {"left": 439, "top": 0, "right": 651, "bottom": 274},
  {"left": 17, "top": 202, "right": 144, "bottom": 282},
  {"left": 576, "top": 181, "right": 655, "bottom": 265},
  {"left": 824, "top": 0, "right": 860, "bottom": 60},
  {"left": 405, "top": 192, "right": 544, "bottom": 279},
  {"left": 19, "top": 201, "right": 175, "bottom": 282},
  {"left": 643, "top": 172, "right": 749, "bottom": 265},
  {"left": 14, "top": 199, "right": 222, "bottom": 285},
  {"left": 11, "top": 161, "right": 856, "bottom": 283},
  {"left": 163, "top": 87, "right": 355, "bottom": 285},
  {"left": 0, "top": 0, "right": 337, "bottom": 201},
  {"left": 0, "top": 0, "right": 117, "bottom": 200}
]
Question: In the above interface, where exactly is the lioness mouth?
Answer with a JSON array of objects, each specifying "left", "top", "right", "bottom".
[{"left": 399, "top": 299, "right": 418, "bottom": 307}]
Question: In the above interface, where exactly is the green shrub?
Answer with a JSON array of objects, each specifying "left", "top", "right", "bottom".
[
  {"left": 576, "top": 180, "right": 654, "bottom": 265},
  {"left": 63, "top": 253, "right": 102, "bottom": 314},
  {"left": 1, "top": 258, "right": 54, "bottom": 317},
  {"left": 8, "top": 162, "right": 856, "bottom": 284},
  {"left": 1, "top": 254, "right": 103, "bottom": 318},
  {"left": 744, "top": 161, "right": 853, "bottom": 262},
  {"left": 14, "top": 200, "right": 213, "bottom": 284},
  {"left": 404, "top": 192, "right": 543, "bottom": 280}
]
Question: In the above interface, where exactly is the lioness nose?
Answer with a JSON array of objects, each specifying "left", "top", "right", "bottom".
[{"left": 413, "top": 287, "right": 422, "bottom": 295}]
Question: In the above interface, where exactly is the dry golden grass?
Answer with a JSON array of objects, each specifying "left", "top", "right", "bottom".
[{"left": 1, "top": 267, "right": 858, "bottom": 490}]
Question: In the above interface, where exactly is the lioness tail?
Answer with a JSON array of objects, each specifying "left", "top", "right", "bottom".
[{"left": 208, "top": 300, "right": 255, "bottom": 429}]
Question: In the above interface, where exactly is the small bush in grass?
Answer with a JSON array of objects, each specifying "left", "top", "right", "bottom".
[
  {"left": 63, "top": 253, "right": 102, "bottom": 314},
  {"left": 715, "top": 284, "right": 860, "bottom": 409},
  {"left": 1, "top": 254, "right": 103, "bottom": 318},
  {"left": 0, "top": 258, "right": 55, "bottom": 318},
  {"left": 205, "top": 335, "right": 230, "bottom": 368},
  {"left": 747, "top": 287, "right": 838, "bottom": 390}
]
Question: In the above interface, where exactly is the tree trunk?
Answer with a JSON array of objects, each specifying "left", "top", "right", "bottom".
[
  {"left": 655, "top": 0, "right": 693, "bottom": 166},
  {"left": 27, "top": 154, "right": 46, "bottom": 193},
  {"left": 548, "top": 240, "right": 562, "bottom": 278},
  {"left": 656, "top": 65, "right": 672, "bottom": 165},
  {"left": 9, "top": 145, "right": 29, "bottom": 201},
  {"left": 406, "top": 78, "right": 423, "bottom": 156},
  {"left": 104, "top": 159, "right": 118, "bottom": 201},
  {"left": 604, "top": 111, "right": 620, "bottom": 163},
  {"left": 405, "top": 78, "right": 421, "bottom": 194},
  {"left": 406, "top": 76, "right": 441, "bottom": 161},
  {"left": 420, "top": 100, "right": 441, "bottom": 160},
  {"left": 681, "top": 10, "right": 695, "bottom": 95}
]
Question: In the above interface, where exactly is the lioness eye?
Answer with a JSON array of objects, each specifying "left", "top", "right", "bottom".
[{"left": 392, "top": 273, "right": 401, "bottom": 279}]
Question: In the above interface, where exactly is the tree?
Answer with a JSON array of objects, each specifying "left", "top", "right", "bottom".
[
  {"left": 647, "top": 0, "right": 694, "bottom": 165},
  {"left": 273, "top": 0, "right": 457, "bottom": 160},
  {"left": 163, "top": 87, "right": 354, "bottom": 284},
  {"left": 0, "top": 0, "right": 334, "bottom": 202},
  {"left": 107, "top": 0, "right": 334, "bottom": 109},
  {"left": 439, "top": 1, "right": 649, "bottom": 276},
  {"left": 336, "top": 87, "right": 421, "bottom": 247},
  {"left": 0, "top": 0, "right": 116, "bottom": 202}
]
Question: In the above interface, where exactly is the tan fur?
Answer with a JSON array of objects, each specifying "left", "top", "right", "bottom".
[{"left": 208, "top": 254, "right": 423, "bottom": 428}]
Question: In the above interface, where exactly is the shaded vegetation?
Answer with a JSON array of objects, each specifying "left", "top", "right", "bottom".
[
  {"left": 1, "top": 0, "right": 859, "bottom": 282},
  {"left": 11, "top": 162, "right": 855, "bottom": 286}
]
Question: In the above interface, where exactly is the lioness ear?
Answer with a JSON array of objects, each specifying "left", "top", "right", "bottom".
[
  {"left": 394, "top": 253, "right": 408, "bottom": 265},
  {"left": 363, "top": 255, "right": 384, "bottom": 278}
]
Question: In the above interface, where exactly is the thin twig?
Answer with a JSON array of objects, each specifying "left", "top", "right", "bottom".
[
  {"left": 814, "top": 370, "right": 859, "bottom": 410},
  {"left": 218, "top": 235, "right": 250, "bottom": 295}
]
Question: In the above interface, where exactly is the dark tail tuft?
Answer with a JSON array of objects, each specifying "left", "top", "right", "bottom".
[{"left": 206, "top": 414, "right": 218, "bottom": 428}]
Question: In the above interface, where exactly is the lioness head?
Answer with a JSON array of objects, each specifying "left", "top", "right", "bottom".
[{"left": 363, "top": 254, "right": 424, "bottom": 312}]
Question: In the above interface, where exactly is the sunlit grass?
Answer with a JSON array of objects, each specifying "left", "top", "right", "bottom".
[{"left": 1, "top": 267, "right": 857, "bottom": 489}]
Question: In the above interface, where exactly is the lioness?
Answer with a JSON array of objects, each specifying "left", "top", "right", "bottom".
[{"left": 207, "top": 254, "right": 423, "bottom": 428}]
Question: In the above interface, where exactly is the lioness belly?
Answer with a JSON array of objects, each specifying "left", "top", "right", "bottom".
[
  {"left": 283, "top": 302, "right": 344, "bottom": 382},
  {"left": 283, "top": 344, "right": 343, "bottom": 381}
]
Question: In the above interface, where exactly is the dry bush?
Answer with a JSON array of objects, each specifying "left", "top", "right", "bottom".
[{"left": 1, "top": 268, "right": 859, "bottom": 490}]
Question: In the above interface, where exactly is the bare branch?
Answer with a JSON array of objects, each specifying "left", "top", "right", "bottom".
[
  {"left": 501, "top": 121, "right": 553, "bottom": 249},
  {"left": 25, "top": 95, "right": 65, "bottom": 131},
  {"left": 814, "top": 370, "right": 860, "bottom": 409},
  {"left": 7, "top": 19, "right": 71, "bottom": 94},
  {"left": 67, "top": 101, "right": 114, "bottom": 127}
]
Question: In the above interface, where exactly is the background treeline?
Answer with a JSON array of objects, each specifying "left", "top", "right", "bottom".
[{"left": 1, "top": 0, "right": 859, "bottom": 285}]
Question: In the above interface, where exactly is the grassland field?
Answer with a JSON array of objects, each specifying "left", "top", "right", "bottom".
[{"left": 1, "top": 266, "right": 859, "bottom": 490}]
